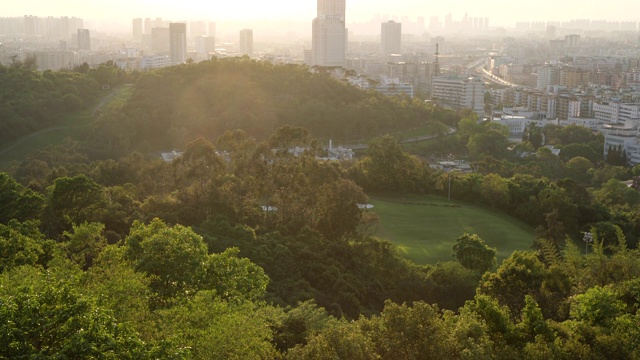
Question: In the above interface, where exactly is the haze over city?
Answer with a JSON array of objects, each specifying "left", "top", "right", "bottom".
[{"left": 4, "top": 0, "right": 640, "bottom": 27}]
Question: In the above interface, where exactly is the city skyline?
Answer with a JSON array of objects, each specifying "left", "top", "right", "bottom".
[{"left": 3, "top": 0, "right": 640, "bottom": 27}]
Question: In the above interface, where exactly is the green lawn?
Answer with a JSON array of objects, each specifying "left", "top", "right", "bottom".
[
  {"left": 371, "top": 194, "right": 535, "bottom": 265},
  {"left": 0, "top": 85, "right": 133, "bottom": 170}
]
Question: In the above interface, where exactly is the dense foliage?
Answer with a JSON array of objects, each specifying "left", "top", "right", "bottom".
[
  {"left": 0, "top": 59, "right": 127, "bottom": 143},
  {"left": 2, "top": 60, "right": 640, "bottom": 358}
]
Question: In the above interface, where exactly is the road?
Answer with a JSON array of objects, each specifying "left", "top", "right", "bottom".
[{"left": 0, "top": 85, "right": 129, "bottom": 156}]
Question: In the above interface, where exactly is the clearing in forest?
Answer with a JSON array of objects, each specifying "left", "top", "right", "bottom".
[{"left": 371, "top": 194, "right": 535, "bottom": 265}]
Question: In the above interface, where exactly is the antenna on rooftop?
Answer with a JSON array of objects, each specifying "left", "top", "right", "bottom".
[{"left": 434, "top": 42, "right": 440, "bottom": 76}]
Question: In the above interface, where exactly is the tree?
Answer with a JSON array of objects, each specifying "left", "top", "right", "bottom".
[
  {"left": 357, "top": 135, "right": 425, "bottom": 192},
  {"left": 125, "top": 219, "right": 209, "bottom": 304},
  {"left": 0, "top": 220, "right": 48, "bottom": 273},
  {"left": 313, "top": 178, "right": 367, "bottom": 240},
  {"left": 479, "top": 173, "right": 509, "bottom": 209},
  {"left": 203, "top": 247, "right": 269, "bottom": 302},
  {"left": 570, "top": 286, "right": 626, "bottom": 326},
  {"left": 157, "top": 291, "right": 278, "bottom": 359},
  {"left": 0, "top": 172, "right": 44, "bottom": 224},
  {"left": 0, "top": 266, "right": 186, "bottom": 359},
  {"left": 453, "top": 233, "right": 497, "bottom": 274},
  {"left": 467, "top": 130, "right": 509, "bottom": 159},
  {"left": 62, "top": 222, "right": 108, "bottom": 270},
  {"left": 565, "top": 156, "right": 594, "bottom": 184},
  {"left": 46, "top": 174, "right": 107, "bottom": 234},
  {"left": 480, "top": 251, "right": 548, "bottom": 318}
]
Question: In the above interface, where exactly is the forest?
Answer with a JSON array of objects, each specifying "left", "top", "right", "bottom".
[
  {"left": 0, "top": 58, "right": 127, "bottom": 144},
  {"left": 1, "top": 58, "right": 640, "bottom": 359}
]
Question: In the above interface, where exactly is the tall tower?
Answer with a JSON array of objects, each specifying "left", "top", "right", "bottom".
[
  {"left": 77, "top": 28, "right": 90, "bottom": 51},
  {"left": 312, "top": 0, "right": 346, "bottom": 67},
  {"left": 381, "top": 20, "right": 402, "bottom": 55},
  {"left": 132, "top": 18, "right": 143, "bottom": 43},
  {"left": 317, "top": 0, "right": 345, "bottom": 20},
  {"left": 239, "top": 29, "right": 254, "bottom": 56},
  {"left": 169, "top": 23, "right": 187, "bottom": 65}
]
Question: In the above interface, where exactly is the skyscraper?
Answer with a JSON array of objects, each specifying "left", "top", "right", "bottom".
[
  {"left": 77, "top": 28, "right": 90, "bottom": 51},
  {"left": 312, "top": 0, "right": 346, "bottom": 67},
  {"left": 144, "top": 18, "right": 151, "bottom": 34},
  {"left": 381, "top": 20, "right": 401, "bottom": 55},
  {"left": 239, "top": 29, "right": 253, "bottom": 56},
  {"left": 169, "top": 23, "right": 187, "bottom": 65},
  {"left": 132, "top": 18, "right": 143, "bottom": 43}
]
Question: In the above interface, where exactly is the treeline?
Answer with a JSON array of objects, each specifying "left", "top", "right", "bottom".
[{"left": 0, "top": 59, "right": 128, "bottom": 143}]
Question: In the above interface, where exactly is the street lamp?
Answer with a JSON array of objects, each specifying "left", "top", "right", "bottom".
[{"left": 583, "top": 232, "right": 594, "bottom": 254}]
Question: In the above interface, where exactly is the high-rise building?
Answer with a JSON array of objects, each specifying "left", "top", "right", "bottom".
[
  {"left": 239, "top": 29, "right": 254, "bottom": 56},
  {"left": 169, "top": 23, "right": 187, "bottom": 65},
  {"left": 432, "top": 75, "right": 485, "bottom": 118},
  {"left": 381, "top": 21, "right": 401, "bottom": 55},
  {"left": 144, "top": 18, "right": 152, "bottom": 34},
  {"left": 208, "top": 22, "right": 216, "bottom": 37},
  {"left": 132, "top": 18, "right": 143, "bottom": 43},
  {"left": 189, "top": 21, "right": 207, "bottom": 39},
  {"left": 196, "top": 36, "right": 216, "bottom": 60},
  {"left": 77, "top": 28, "right": 90, "bottom": 51},
  {"left": 152, "top": 27, "right": 170, "bottom": 52},
  {"left": 312, "top": 0, "right": 346, "bottom": 67}
]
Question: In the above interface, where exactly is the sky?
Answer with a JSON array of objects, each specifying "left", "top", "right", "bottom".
[{"left": 3, "top": 0, "right": 640, "bottom": 26}]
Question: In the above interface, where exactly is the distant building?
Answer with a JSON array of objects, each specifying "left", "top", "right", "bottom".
[
  {"left": 239, "top": 29, "right": 254, "bottom": 56},
  {"left": 141, "top": 55, "right": 171, "bottom": 70},
  {"left": 594, "top": 101, "right": 640, "bottom": 127},
  {"left": 432, "top": 75, "right": 484, "bottom": 117},
  {"left": 312, "top": 0, "right": 347, "bottom": 67},
  {"left": 152, "top": 27, "right": 170, "bottom": 52},
  {"left": 169, "top": 23, "right": 187, "bottom": 65},
  {"left": 196, "top": 36, "right": 216, "bottom": 61},
  {"left": 77, "top": 28, "right": 90, "bottom": 51},
  {"left": 381, "top": 21, "right": 402, "bottom": 55},
  {"left": 189, "top": 21, "right": 207, "bottom": 39},
  {"left": 536, "top": 65, "right": 559, "bottom": 90},
  {"left": 132, "top": 18, "right": 143, "bottom": 43},
  {"left": 208, "top": 22, "right": 216, "bottom": 37}
]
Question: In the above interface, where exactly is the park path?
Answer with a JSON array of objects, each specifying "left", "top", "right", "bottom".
[
  {"left": 0, "top": 85, "right": 130, "bottom": 156},
  {"left": 336, "top": 127, "right": 457, "bottom": 150}
]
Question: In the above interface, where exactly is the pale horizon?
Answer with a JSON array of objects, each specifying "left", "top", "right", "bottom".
[{"left": 3, "top": 0, "right": 640, "bottom": 28}]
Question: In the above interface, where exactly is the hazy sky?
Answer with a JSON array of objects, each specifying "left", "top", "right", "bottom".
[{"left": 4, "top": 0, "right": 640, "bottom": 26}]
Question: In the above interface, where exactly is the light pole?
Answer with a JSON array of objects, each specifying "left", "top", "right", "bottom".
[
  {"left": 583, "top": 232, "right": 594, "bottom": 254},
  {"left": 448, "top": 171, "right": 452, "bottom": 202}
]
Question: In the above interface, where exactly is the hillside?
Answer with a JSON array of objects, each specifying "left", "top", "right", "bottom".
[{"left": 117, "top": 58, "right": 442, "bottom": 151}]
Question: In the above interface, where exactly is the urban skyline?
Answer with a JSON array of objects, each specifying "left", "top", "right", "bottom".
[{"left": 3, "top": 0, "right": 640, "bottom": 27}]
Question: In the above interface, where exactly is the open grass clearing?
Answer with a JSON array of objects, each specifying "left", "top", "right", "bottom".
[{"left": 370, "top": 193, "right": 535, "bottom": 265}]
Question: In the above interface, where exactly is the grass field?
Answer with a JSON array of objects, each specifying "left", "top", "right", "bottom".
[
  {"left": 0, "top": 85, "right": 133, "bottom": 170},
  {"left": 371, "top": 194, "right": 535, "bottom": 265}
]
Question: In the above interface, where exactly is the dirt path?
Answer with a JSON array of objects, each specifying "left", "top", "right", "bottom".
[{"left": 0, "top": 85, "right": 129, "bottom": 156}]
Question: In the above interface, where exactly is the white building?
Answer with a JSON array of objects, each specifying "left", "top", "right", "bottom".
[
  {"left": 141, "top": 55, "right": 171, "bottom": 70},
  {"left": 536, "top": 65, "right": 559, "bottom": 90},
  {"left": 312, "top": 0, "right": 347, "bottom": 67},
  {"left": 432, "top": 75, "right": 484, "bottom": 117},
  {"left": 603, "top": 128, "right": 640, "bottom": 165},
  {"left": 593, "top": 101, "right": 640, "bottom": 127}
]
